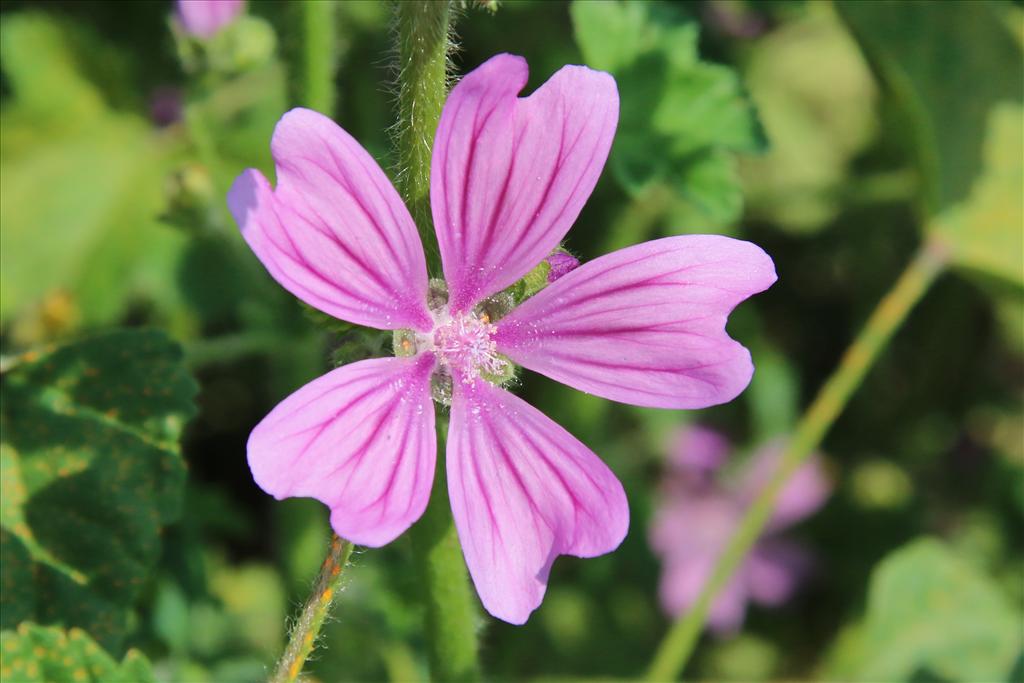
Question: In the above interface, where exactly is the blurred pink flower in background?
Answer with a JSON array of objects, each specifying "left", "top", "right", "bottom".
[
  {"left": 229, "top": 54, "right": 776, "bottom": 625},
  {"left": 650, "top": 426, "right": 831, "bottom": 633},
  {"left": 177, "top": 0, "right": 245, "bottom": 39}
]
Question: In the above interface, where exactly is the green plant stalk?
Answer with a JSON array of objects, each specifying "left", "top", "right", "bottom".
[
  {"left": 409, "top": 428, "right": 482, "bottom": 682},
  {"left": 301, "top": 0, "right": 338, "bottom": 115},
  {"left": 392, "top": 0, "right": 452, "bottom": 274},
  {"left": 392, "top": 3, "right": 480, "bottom": 680},
  {"left": 269, "top": 535, "right": 354, "bottom": 683},
  {"left": 645, "top": 236, "right": 950, "bottom": 682}
]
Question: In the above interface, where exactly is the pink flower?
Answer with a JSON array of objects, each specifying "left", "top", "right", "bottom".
[
  {"left": 650, "top": 427, "right": 831, "bottom": 633},
  {"left": 228, "top": 54, "right": 776, "bottom": 624},
  {"left": 177, "top": 0, "right": 245, "bottom": 39}
]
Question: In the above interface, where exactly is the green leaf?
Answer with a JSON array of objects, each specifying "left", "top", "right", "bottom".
[
  {"left": 931, "top": 103, "right": 1024, "bottom": 287},
  {"left": 824, "top": 537, "right": 1022, "bottom": 682},
  {"left": 838, "top": 0, "right": 1023, "bottom": 214},
  {"left": 0, "top": 13, "right": 189, "bottom": 330},
  {"left": 0, "top": 623, "right": 155, "bottom": 683},
  {"left": 571, "top": 0, "right": 764, "bottom": 229},
  {"left": 0, "top": 330, "right": 197, "bottom": 651},
  {"left": 739, "top": 4, "right": 879, "bottom": 233},
  {"left": 0, "top": 14, "right": 105, "bottom": 126}
]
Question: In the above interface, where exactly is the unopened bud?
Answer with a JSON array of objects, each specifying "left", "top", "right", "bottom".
[{"left": 545, "top": 250, "right": 579, "bottom": 283}]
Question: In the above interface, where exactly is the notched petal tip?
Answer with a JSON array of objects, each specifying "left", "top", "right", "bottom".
[
  {"left": 447, "top": 380, "right": 629, "bottom": 624},
  {"left": 247, "top": 357, "right": 437, "bottom": 549},
  {"left": 228, "top": 106, "right": 433, "bottom": 330},
  {"left": 495, "top": 235, "right": 776, "bottom": 410},
  {"left": 431, "top": 53, "right": 620, "bottom": 313}
]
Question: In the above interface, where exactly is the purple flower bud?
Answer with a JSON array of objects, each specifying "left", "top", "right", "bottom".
[
  {"left": 177, "top": 0, "right": 245, "bottom": 39},
  {"left": 545, "top": 250, "right": 579, "bottom": 283},
  {"left": 149, "top": 86, "right": 183, "bottom": 127}
]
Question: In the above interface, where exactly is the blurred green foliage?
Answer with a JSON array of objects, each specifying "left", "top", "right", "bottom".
[
  {"left": 0, "top": 1, "right": 1021, "bottom": 682},
  {"left": 0, "top": 15, "right": 189, "bottom": 331},
  {"left": 572, "top": 0, "right": 765, "bottom": 233},
  {"left": 825, "top": 537, "right": 1022, "bottom": 681}
]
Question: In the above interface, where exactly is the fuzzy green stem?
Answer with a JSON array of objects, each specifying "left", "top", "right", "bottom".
[
  {"left": 409, "top": 427, "right": 481, "bottom": 682},
  {"left": 645, "top": 237, "right": 950, "bottom": 682},
  {"left": 300, "top": 0, "right": 339, "bottom": 115},
  {"left": 392, "top": 0, "right": 452, "bottom": 274},
  {"left": 269, "top": 535, "right": 353, "bottom": 683},
  {"left": 391, "top": 5, "right": 479, "bottom": 678}
]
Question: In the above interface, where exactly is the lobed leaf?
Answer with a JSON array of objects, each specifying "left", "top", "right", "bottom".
[
  {"left": 931, "top": 103, "right": 1024, "bottom": 288},
  {"left": 571, "top": 0, "right": 764, "bottom": 230},
  {"left": 0, "top": 623, "right": 155, "bottom": 683},
  {"left": 838, "top": 0, "right": 1023, "bottom": 214},
  {"left": 0, "top": 330, "right": 197, "bottom": 651},
  {"left": 824, "top": 537, "right": 1022, "bottom": 682}
]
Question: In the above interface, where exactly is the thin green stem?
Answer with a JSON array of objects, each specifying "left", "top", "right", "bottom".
[
  {"left": 269, "top": 535, "right": 353, "bottom": 683},
  {"left": 390, "top": 5, "right": 479, "bottom": 679},
  {"left": 644, "top": 237, "right": 950, "bottom": 682},
  {"left": 392, "top": 0, "right": 452, "bottom": 274},
  {"left": 301, "top": 0, "right": 339, "bottom": 115}
]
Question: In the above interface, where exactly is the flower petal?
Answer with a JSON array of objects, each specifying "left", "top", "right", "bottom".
[
  {"left": 670, "top": 425, "right": 732, "bottom": 474},
  {"left": 495, "top": 235, "right": 777, "bottom": 409},
  {"left": 447, "top": 380, "right": 628, "bottom": 624},
  {"left": 747, "top": 539, "right": 812, "bottom": 606},
  {"left": 431, "top": 54, "right": 618, "bottom": 312},
  {"left": 228, "top": 108, "right": 432, "bottom": 331},
  {"left": 658, "top": 550, "right": 748, "bottom": 634},
  {"left": 248, "top": 355, "right": 436, "bottom": 547},
  {"left": 177, "top": 0, "right": 244, "bottom": 38}
]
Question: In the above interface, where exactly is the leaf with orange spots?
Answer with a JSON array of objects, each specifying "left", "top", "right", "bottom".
[
  {"left": 0, "top": 623, "right": 154, "bottom": 683},
  {"left": 0, "top": 329, "right": 197, "bottom": 653}
]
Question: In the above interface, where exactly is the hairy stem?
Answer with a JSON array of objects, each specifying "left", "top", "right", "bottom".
[
  {"left": 392, "top": 0, "right": 452, "bottom": 274},
  {"left": 269, "top": 535, "right": 353, "bottom": 683},
  {"left": 391, "top": 4, "right": 480, "bottom": 679},
  {"left": 409, "top": 427, "right": 481, "bottom": 682},
  {"left": 645, "top": 237, "right": 950, "bottom": 681},
  {"left": 300, "top": 0, "right": 339, "bottom": 115}
]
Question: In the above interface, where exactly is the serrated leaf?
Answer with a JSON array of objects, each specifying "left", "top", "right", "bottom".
[
  {"left": 824, "top": 538, "right": 1022, "bottom": 682},
  {"left": 0, "top": 623, "right": 155, "bottom": 683},
  {"left": 571, "top": 0, "right": 764, "bottom": 229},
  {"left": 931, "top": 103, "right": 1024, "bottom": 287},
  {"left": 0, "top": 330, "right": 197, "bottom": 651},
  {"left": 838, "top": 0, "right": 1023, "bottom": 214}
]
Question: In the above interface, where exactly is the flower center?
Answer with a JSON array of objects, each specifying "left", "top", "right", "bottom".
[
  {"left": 430, "top": 308, "right": 507, "bottom": 383},
  {"left": 393, "top": 280, "right": 515, "bottom": 404}
]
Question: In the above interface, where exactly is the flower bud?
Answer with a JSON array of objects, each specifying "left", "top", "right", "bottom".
[
  {"left": 177, "top": 0, "right": 245, "bottom": 39},
  {"left": 545, "top": 250, "right": 580, "bottom": 283}
]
